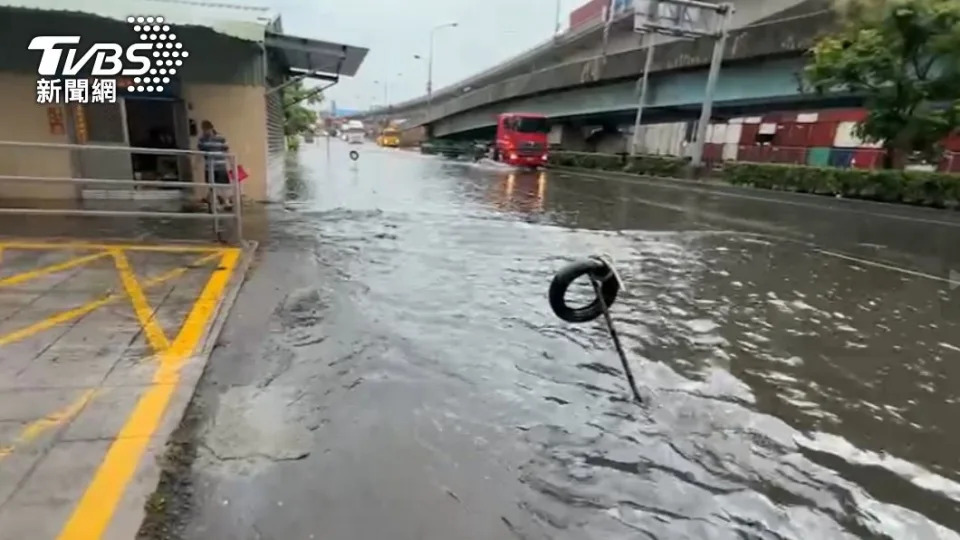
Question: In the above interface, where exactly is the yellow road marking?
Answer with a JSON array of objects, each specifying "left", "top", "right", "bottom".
[
  {"left": 110, "top": 250, "right": 170, "bottom": 353},
  {"left": 0, "top": 252, "right": 222, "bottom": 349},
  {"left": 0, "top": 251, "right": 109, "bottom": 289},
  {"left": 57, "top": 248, "right": 240, "bottom": 540},
  {"left": 0, "top": 241, "right": 227, "bottom": 253},
  {"left": 0, "top": 389, "right": 97, "bottom": 460}
]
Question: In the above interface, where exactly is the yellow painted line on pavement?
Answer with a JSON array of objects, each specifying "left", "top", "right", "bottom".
[
  {"left": 0, "top": 241, "right": 227, "bottom": 253},
  {"left": 0, "top": 251, "right": 109, "bottom": 289},
  {"left": 0, "top": 252, "right": 222, "bottom": 349},
  {"left": 110, "top": 250, "right": 170, "bottom": 353},
  {"left": 0, "top": 389, "right": 97, "bottom": 460},
  {"left": 57, "top": 248, "right": 240, "bottom": 540}
]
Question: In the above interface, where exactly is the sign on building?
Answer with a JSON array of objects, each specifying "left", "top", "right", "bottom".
[{"left": 30, "top": 15, "right": 191, "bottom": 105}]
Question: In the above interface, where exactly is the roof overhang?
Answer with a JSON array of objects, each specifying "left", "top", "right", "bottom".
[
  {"left": 0, "top": 0, "right": 278, "bottom": 42},
  {"left": 265, "top": 31, "right": 367, "bottom": 80}
]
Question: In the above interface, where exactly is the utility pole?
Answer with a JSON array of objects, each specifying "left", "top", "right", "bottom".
[
  {"left": 689, "top": 4, "right": 731, "bottom": 168},
  {"left": 629, "top": 33, "right": 656, "bottom": 155}
]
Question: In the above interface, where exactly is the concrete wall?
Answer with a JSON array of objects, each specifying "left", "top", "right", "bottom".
[
  {"left": 183, "top": 83, "right": 269, "bottom": 202},
  {"left": 0, "top": 77, "right": 272, "bottom": 202},
  {"left": 0, "top": 73, "right": 74, "bottom": 199}
]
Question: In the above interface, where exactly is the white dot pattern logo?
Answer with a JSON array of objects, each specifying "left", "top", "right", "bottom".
[{"left": 125, "top": 15, "right": 186, "bottom": 94}]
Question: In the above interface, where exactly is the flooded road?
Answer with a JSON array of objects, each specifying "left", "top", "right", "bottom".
[{"left": 148, "top": 139, "right": 960, "bottom": 539}]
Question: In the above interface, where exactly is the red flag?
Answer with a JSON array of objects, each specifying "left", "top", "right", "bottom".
[{"left": 228, "top": 165, "right": 249, "bottom": 183}]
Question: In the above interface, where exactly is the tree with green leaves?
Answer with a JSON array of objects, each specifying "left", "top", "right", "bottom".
[
  {"left": 805, "top": 0, "right": 960, "bottom": 168},
  {"left": 282, "top": 79, "right": 322, "bottom": 138}
]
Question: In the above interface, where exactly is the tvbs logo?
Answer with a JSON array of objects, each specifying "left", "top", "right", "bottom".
[
  {"left": 29, "top": 16, "right": 188, "bottom": 95},
  {"left": 30, "top": 36, "right": 152, "bottom": 76}
]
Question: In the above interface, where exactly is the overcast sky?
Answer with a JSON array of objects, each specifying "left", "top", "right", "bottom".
[{"left": 261, "top": 0, "right": 580, "bottom": 111}]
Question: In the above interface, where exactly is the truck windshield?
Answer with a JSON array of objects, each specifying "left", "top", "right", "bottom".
[{"left": 512, "top": 117, "right": 549, "bottom": 133}]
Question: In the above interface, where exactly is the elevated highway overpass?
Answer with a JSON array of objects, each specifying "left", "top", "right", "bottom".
[{"left": 361, "top": 0, "right": 845, "bottom": 142}]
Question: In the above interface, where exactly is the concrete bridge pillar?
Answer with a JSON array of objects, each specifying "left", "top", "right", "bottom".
[
  {"left": 588, "top": 124, "right": 628, "bottom": 154},
  {"left": 549, "top": 123, "right": 589, "bottom": 151}
]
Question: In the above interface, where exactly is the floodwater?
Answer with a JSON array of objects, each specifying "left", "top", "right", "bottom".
[{"left": 150, "top": 139, "right": 960, "bottom": 539}]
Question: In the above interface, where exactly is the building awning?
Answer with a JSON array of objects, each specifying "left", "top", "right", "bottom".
[
  {"left": 265, "top": 31, "right": 368, "bottom": 79},
  {"left": 0, "top": 0, "right": 278, "bottom": 42}
]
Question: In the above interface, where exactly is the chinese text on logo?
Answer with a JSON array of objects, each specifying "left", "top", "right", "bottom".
[{"left": 31, "top": 15, "right": 190, "bottom": 105}]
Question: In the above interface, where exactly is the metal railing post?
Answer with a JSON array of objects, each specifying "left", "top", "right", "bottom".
[
  {"left": 232, "top": 155, "right": 243, "bottom": 242},
  {"left": 207, "top": 157, "right": 220, "bottom": 239}
]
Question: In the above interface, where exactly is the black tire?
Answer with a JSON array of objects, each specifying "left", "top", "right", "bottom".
[
  {"left": 492, "top": 148, "right": 500, "bottom": 162},
  {"left": 349, "top": 150, "right": 359, "bottom": 161},
  {"left": 548, "top": 258, "right": 620, "bottom": 323}
]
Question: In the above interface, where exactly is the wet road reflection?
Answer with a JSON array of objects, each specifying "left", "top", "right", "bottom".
[{"left": 178, "top": 139, "right": 960, "bottom": 539}]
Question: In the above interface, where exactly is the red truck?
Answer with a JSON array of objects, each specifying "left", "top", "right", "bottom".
[{"left": 491, "top": 113, "right": 550, "bottom": 169}]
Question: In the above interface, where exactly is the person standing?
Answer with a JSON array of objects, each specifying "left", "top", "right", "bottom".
[{"left": 197, "top": 120, "right": 233, "bottom": 211}]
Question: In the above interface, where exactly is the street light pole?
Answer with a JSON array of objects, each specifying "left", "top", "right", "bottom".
[
  {"left": 426, "top": 22, "right": 458, "bottom": 116},
  {"left": 554, "top": 0, "right": 561, "bottom": 36}
]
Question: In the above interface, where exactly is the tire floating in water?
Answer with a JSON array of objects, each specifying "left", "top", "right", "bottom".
[{"left": 548, "top": 257, "right": 620, "bottom": 324}]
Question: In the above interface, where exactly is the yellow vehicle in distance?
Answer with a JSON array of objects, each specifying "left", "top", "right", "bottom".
[{"left": 377, "top": 127, "right": 400, "bottom": 148}]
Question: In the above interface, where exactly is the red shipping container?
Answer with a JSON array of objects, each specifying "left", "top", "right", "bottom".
[
  {"left": 738, "top": 145, "right": 774, "bottom": 163},
  {"left": 569, "top": 0, "right": 608, "bottom": 31},
  {"left": 703, "top": 143, "right": 724, "bottom": 163},
  {"left": 852, "top": 149, "right": 883, "bottom": 170},
  {"left": 792, "top": 124, "right": 812, "bottom": 148},
  {"left": 739, "top": 123, "right": 760, "bottom": 145},
  {"left": 938, "top": 154, "right": 960, "bottom": 173},
  {"left": 770, "top": 146, "right": 807, "bottom": 164},
  {"left": 941, "top": 131, "right": 960, "bottom": 152},
  {"left": 819, "top": 108, "right": 868, "bottom": 123},
  {"left": 775, "top": 123, "right": 812, "bottom": 148},
  {"left": 807, "top": 121, "right": 839, "bottom": 147},
  {"left": 773, "top": 122, "right": 792, "bottom": 146},
  {"left": 762, "top": 111, "right": 788, "bottom": 124}
]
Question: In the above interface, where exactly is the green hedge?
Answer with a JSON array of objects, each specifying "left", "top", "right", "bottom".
[
  {"left": 723, "top": 162, "right": 960, "bottom": 208},
  {"left": 548, "top": 150, "right": 960, "bottom": 209},
  {"left": 548, "top": 151, "right": 687, "bottom": 177}
]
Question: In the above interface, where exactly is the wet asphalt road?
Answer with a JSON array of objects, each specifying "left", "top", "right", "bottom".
[{"left": 154, "top": 139, "right": 960, "bottom": 539}]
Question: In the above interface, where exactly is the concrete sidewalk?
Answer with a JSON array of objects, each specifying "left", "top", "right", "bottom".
[{"left": 0, "top": 239, "right": 252, "bottom": 540}]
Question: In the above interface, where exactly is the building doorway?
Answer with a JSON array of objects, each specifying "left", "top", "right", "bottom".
[{"left": 124, "top": 97, "right": 191, "bottom": 185}]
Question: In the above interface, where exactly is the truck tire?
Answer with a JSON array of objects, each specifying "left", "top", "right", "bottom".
[
  {"left": 492, "top": 148, "right": 500, "bottom": 162},
  {"left": 548, "top": 258, "right": 620, "bottom": 323}
]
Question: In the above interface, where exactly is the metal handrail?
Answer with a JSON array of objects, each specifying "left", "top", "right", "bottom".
[
  {"left": 0, "top": 175, "right": 234, "bottom": 189},
  {"left": 0, "top": 140, "right": 244, "bottom": 242},
  {"left": 0, "top": 140, "right": 230, "bottom": 157},
  {"left": 0, "top": 208, "right": 236, "bottom": 219}
]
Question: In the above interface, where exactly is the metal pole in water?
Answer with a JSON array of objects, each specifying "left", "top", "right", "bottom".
[{"left": 591, "top": 276, "right": 642, "bottom": 403}]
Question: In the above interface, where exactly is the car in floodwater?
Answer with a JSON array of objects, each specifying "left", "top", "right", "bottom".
[
  {"left": 344, "top": 120, "right": 365, "bottom": 144},
  {"left": 377, "top": 127, "right": 400, "bottom": 148}
]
